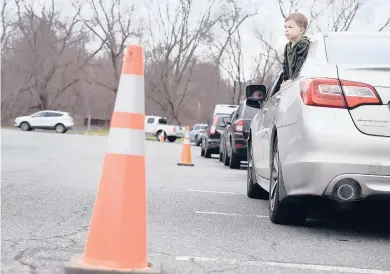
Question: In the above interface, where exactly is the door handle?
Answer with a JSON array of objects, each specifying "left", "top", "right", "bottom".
[
  {"left": 262, "top": 108, "right": 268, "bottom": 113},
  {"left": 275, "top": 95, "right": 281, "bottom": 102}
]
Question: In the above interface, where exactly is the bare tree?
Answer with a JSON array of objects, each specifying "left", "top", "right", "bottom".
[
  {"left": 7, "top": 0, "right": 101, "bottom": 111},
  {"left": 145, "top": 0, "right": 220, "bottom": 124},
  {"left": 74, "top": 0, "right": 142, "bottom": 93},
  {"left": 277, "top": 0, "right": 363, "bottom": 32},
  {"left": 379, "top": 17, "right": 390, "bottom": 32},
  {"left": 1, "top": 0, "right": 15, "bottom": 56}
]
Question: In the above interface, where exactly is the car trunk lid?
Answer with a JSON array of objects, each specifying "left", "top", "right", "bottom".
[{"left": 337, "top": 64, "right": 390, "bottom": 137}]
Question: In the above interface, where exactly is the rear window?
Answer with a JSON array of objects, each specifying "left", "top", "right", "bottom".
[
  {"left": 214, "top": 116, "right": 229, "bottom": 128},
  {"left": 325, "top": 35, "right": 390, "bottom": 64},
  {"left": 244, "top": 106, "right": 259, "bottom": 119}
]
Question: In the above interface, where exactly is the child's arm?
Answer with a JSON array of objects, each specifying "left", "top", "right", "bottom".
[
  {"left": 281, "top": 44, "right": 289, "bottom": 81},
  {"left": 291, "top": 40, "right": 310, "bottom": 79}
]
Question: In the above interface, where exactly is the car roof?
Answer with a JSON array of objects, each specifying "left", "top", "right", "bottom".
[{"left": 41, "top": 110, "right": 68, "bottom": 114}]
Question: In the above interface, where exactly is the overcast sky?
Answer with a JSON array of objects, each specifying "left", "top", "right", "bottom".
[{"left": 6, "top": 0, "right": 390, "bottom": 80}]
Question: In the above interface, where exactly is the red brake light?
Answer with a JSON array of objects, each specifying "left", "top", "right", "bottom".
[
  {"left": 234, "top": 119, "right": 244, "bottom": 132},
  {"left": 300, "top": 78, "right": 380, "bottom": 109},
  {"left": 210, "top": 117, "right": 220, "bottom": 135}
]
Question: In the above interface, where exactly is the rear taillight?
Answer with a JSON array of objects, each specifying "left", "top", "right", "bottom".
[
  {"left": 300, "top": 78, "right": 381, "bottom": 109},
  {"left": 210, "top": 117, "right": 220, "bottom": 135},
  {"left": 199, "top": 130, "right": 205, "bottom": 133},
  {"left": 233, "top": 119, "right": 244, "bottom": 132},
  {"left": 173, "top": 127, "right": 177, "bottom": 132}
]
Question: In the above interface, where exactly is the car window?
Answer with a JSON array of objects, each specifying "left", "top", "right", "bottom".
[
  {"left": 217, "top": 116, "right": 229, "bottom": 128},
  {"left": 48, "top": 112, "right": 62, "bottom": 117},
  {"left": 266, "top": 72, "right": 283, "bottom": 99},
  {"left": 147, "top": 118, "right": 154, "bottom": 123},
  {"left": 158, "top": 118, "right": 168, "bottom": 124},
  {"left": 325, "top": 35, "right": 390, "bottom": 64},
  {"left": 198, "top": 125, "right": 207, "bottom": 130}
]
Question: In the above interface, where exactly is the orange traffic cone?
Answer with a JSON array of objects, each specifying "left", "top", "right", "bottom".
[
  {"left": 177, "top": 126, "right": 194, "bottom": 167},
  {"left": 63, "top": 45, "right": 161, "bottom": 274}
]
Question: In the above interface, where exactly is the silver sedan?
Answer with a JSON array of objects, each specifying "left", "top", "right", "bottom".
[{"left": 246, "top": 32, "right": 390, "bottom": 225}]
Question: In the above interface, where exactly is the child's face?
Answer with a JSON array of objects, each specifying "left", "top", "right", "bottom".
[{"left": 284, "top": 20, "right": 304, "bottom": 42}]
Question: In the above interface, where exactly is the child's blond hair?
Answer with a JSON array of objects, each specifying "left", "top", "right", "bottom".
[{"left": 285, "top": 12, "right": 309, "bottom": 33}]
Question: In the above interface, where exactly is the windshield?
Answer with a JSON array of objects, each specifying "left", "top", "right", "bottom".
[{"left": 325, "top": 35, "right": 390, "bottom": 64}]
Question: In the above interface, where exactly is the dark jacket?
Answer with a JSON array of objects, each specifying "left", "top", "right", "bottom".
[{"left": 282, "top": 36, "right": 311, "bottom": 81}]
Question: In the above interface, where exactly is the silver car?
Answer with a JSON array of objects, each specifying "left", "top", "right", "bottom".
[{"left": 246, "top": 32, "right": 390, "bottom": 225}]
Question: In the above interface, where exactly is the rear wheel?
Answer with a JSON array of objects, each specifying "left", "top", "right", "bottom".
[
  {"left": 167, "top": 136, "right": 177, "bottom": 142},
  {"left": 269, "top": 136, "right": 307, "bottom": 225},
  {"left": 247, "top": 142, "right": 268, "bottom": 199},
  {"left": 229, "top": 144, "right": 241, "bottom": 169},
  {"left": 55, "top": 123, "right": 66, "bottom": 133},
  {"left": 204, "top": 147, "right": 212, "bottom": 158},
  {"left": 20, "top": 122, "right": 30, "bottom": 131},
  {"left": 223, "top": 146, "right": 229, "bottom": 166}
]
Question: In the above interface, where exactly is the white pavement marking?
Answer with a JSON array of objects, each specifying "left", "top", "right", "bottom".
[
  {"left": 195, "top": 211, "right": 269, "bottom": 218},
  {"left": 175, "top": 256, "right": 390, "bottom": 274},
  {"left": 188, "top": 189, "right": 245, "bottom": 195}
]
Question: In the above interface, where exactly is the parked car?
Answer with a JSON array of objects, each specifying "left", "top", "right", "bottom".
[
  {"left": 14, "top": 110, "right": 74, "bottom": 133},
  {"left": 219, "top": 98, "right": 260, "bottom": 169},
  {"left": 213, "top": 104, "right": 239, "bottom": 116},
  {"left": 145, "top": 116, "right": 185, "bottom": 142},
  {"left": 189, "top": 123, "right": 208, "bottom": 146},
  {"left": 201, "top": 114, "right": 230, "bottom": 158},
  {"left": 246, "top": 32, "right": 390, "bottom": 225}
]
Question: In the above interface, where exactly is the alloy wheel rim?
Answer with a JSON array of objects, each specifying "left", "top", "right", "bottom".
[
  {"left": 57, "top": 125, "right": 64, "bottom": 133},
  {"left": 247, "top": 147, "right": 253, "bottom": 185},
  {"left": 270, "top": 149, "right": 279, "bottom": 212}
]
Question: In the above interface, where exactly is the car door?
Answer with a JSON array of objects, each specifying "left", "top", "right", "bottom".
[
  {"left": 46, "top": 112, "right": 62, "bottom": 127},
  {"left": 257, "top": 71, "right": 283, "bottom": 179},
  {"left": 253, "top": 74, "right": 280, "bottom": 173},
  {"left": 29, "top": 111, "right": 48, "bottom": 127}
]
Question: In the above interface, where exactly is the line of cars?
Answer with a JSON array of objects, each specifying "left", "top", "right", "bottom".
[{"left": 198, "top": 32, "right": 390, "bottom": 226}]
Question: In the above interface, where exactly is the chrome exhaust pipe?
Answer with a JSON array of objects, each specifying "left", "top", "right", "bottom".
[
  {"left": 337, "top": 184, "right": 355, "bottom": 201},
  {"left": 331, "top": 178, "right": 361, "bottom": 201}
]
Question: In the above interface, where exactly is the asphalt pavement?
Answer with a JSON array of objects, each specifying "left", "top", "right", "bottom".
[{"left": 2, "top": 128, "right": 390, "bottom": 274}]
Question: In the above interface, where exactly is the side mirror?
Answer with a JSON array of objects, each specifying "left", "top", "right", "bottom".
[
  {"left": 222, "top": 117, "right": 230, "bottom": 125},
  {"left": 246, "top": 98, "right": 261, "bottom": 109},
  {"left": 245, "top": 84, "right": 267, "bottom": 101}
]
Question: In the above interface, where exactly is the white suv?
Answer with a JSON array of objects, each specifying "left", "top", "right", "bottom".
[{"left": 14, "top": 110, "right": 74, "bottom": 133}]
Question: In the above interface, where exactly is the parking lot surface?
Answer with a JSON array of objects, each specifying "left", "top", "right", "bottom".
[{"left": 2, "top": 129, "right": 390, "bottom": 274}]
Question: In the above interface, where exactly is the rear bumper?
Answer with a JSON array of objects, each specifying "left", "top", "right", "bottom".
[
  {"left": 278, "top": 106, "right": 390, "bottom": 200},
  {"left": 232, "top": 137, "right": 247, "bottom": 160},
  {"left": 207, "top": 139, "right": 220, "bottom": 154}
]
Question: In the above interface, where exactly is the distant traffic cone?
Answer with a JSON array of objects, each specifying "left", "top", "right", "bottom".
[
  {"left": 177, "top": 126, "right": 194, "bottom": 166},
  {"left": 63, "top": 45, "right": 161, "bottom": 274}
]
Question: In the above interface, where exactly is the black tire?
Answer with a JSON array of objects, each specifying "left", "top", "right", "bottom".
[
  {"left": 55, "top": 123, "right": 66, "bottom": 133},
  {"left": 229, "top": 148, "right": 241, "bottom": 169},
  {"left": 223, "top": 146, "right": 230, "bottom": 166},
  {"left": 167, "top": 136, "right": 177, "bottom": 142},
  {"left": 194, "top": 136, "right": 201, "bottom": 146},
  {"left": 20, "top": 122, "right": 30, "bottom": 131},
  {"left": 201, "top": 139, "right": 205, "bottom": 157},
  {"left": 269, "top": 136, "right": 307, "bottom": 225},
  {"left": 204, "top": 147, "right": 212, "bottom": 158},
  {"left": 247, "top": 141, "right": 268, "bottom": 199}
]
